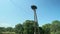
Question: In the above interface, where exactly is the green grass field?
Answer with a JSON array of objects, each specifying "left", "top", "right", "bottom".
[{"left": 2, "top": 32, "right": 15, "bottom": 34}]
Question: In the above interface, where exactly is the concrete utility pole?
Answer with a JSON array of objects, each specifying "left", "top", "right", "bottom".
[{"left": 31, "top": 5, "right": 40, "bottom": 34}]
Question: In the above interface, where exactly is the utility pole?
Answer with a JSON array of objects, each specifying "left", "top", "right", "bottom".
[{"left": 31, "top": 5, "right": 40, "bottom": 34}]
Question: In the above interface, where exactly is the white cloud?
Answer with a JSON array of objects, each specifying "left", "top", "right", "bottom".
[{"left": 0, "top": 23, "right": 14, "bottom": 27}]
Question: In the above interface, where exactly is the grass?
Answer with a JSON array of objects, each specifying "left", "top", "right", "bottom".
[{"left": 2, "top": 32, "right": 15, "bottom": 34}]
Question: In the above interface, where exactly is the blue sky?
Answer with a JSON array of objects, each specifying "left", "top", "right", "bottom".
[{"left": 0, "top": 0, "right": 60, "bottom": 27}]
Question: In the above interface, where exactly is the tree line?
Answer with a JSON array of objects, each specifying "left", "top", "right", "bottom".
[{"left": 0, "top": 20, "right": 60, "bottom": 34}]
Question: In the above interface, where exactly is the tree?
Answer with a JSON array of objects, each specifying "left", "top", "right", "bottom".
[
  {"left": 39, "top": 27, "right": 44, "bottom": 34},
  {"left": 5, "top": 27, "right": 14, "bottom": 32},
  {"left": 15, "top": 23, "right": 23, "bottom": 34},
  {"left": 0, "top": 27, "right": 5, "bottom": 32},
  {"left": 51, "top": 20, "right": 60, "bottom": 34},
  {"left": 42, "top": 23, "right": 51, "bottom": 34},
  {"left": 23, "top": 20, "right": 34, "bottom": 34}
]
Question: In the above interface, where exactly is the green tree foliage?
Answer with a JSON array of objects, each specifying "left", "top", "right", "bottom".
[
  {"left": 0, "top": 20, "right": 60, "bottom": 34},
  {"left": 23, "top": 20, "right": 34, "bottom": 34},
  {"left": 23, "top": 20, "right": 44, "bottom": 34},
  {"left": 0, "top": 27, "right": 5, "bottom": 32},
  {"left": 5, "top": 27, "right": 14, "bottom": 32},
  {"left": 51, "top": 20, "right": 60, "bottom": 34},
  {"left": 15, "top": 23, "right": 23, "bottom": 34},
  {"left": 42, "top": 24, "right": 51, "bottom": 34},
  {"left": 42, "top": 20, "right": 60, "bottom": 34},
  {"left": 39, "top": 27, "right": 44, "bottom": 34}
]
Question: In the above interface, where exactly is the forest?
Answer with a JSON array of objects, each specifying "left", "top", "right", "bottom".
[{"left": 0, "top": 20, "right": 60, "bottom": 34}]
